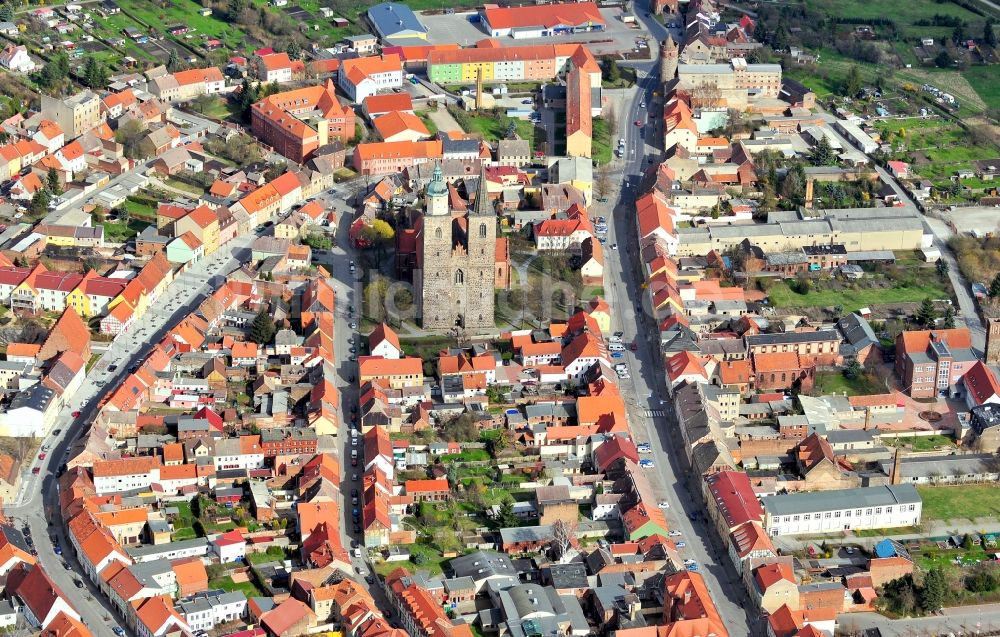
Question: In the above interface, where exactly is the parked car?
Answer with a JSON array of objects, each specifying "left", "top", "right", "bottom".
[{"left": 638, "top": 459, "right": 655, "bottom": 469}]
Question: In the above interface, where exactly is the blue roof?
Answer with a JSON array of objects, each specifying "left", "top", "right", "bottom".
[
  {"left": 874, "top": 538, "right": 910, "bottom": 560},
  {"left": 367, "top": 2, "right": 427, "bottom": 39}
]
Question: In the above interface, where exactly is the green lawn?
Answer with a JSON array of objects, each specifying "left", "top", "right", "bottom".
[
  {"left": 161, "top": 178, "right": 205, "bottom": 196},
  {"left": 592, "top": 117, "right": 611, "bottom": 165},
  {"left": 811, "top": 371, "right": 887, "bottom": 396},
  {"left": 102, "top": 220, "right": 149, "bottom": 243},
  {"left": 765, "top": 281, "right": 949, "bottom": 311},
  {"left": 417, "top": 112, "right": 439, "bottom": 135},
  {"left": 85, "top": 353, "right": 102, "bottom": 373},
  {"left": 208, "top": 576, "right": 264, "bottom": 598},
  {"left": 883, "top": 434, "right": 955, "bottom": 452},
  {"left": 374, "top": 543, "right": 451, "bottom": 577},
  {"left": 189, "top": 96, "right": 236, "bottom": 121},
  {"left": 172, "top": 527, "right": 198, "bottom": 541},
  {"left": 247, "top": 547, "right": 288, "bottom": 564},
  {"left": 808, "top": 0, "right": 982, "bottom": 39},
  {"left": 963, "top": 66, "right": 1000, "bottom": 111},
  {"left": 439, "top": 449, "right": 490, "bottom": 462},
  {"left": 125, "top": 198, "right": 157, "bottom": 221},
  {"left": 918, "top": 485, "right": 1000, "bottom": 521}
]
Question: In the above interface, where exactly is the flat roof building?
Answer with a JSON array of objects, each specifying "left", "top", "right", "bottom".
[{"left": 762, "top": 485, "right": 921, "bottom": 536}]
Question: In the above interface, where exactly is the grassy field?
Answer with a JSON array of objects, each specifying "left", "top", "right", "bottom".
[
  {"left": 765, "top": 280, "right": 950, "bottom": 311},
  {"left": 208, "top": 576, "right": 264, "bottom": 598},
  {"left": 811, "top": 371, "right": 887, "bottom": 396},
  {"left": 125, "top": 198, "right": 157, "bottom": 221},
  {"left": 918, "top": 485, "right": 1000, "bottom": 521},
  {"left": 373, "top": 543, "right": 451, "bottom": 577},
  {"left": 808, "top": 0, "right": 983, "bottom": 39},
  {"left": 102, "top": 220, "right": 149, "bottom": 243},
  {"left": 963, "top": 66, "right": 1000, "bottom": 111},
  {"left": 883, "top": 434, "right": 956, "bottom": 451},
  {"left": 592, "top": 117, "right": 611, "bottom": 165}
]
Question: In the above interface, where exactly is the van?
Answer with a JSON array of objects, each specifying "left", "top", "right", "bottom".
[{"left": 351, "top": 449, "right": 358, "bottom": 459}]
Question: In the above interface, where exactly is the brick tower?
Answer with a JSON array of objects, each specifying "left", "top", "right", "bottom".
[
  {"left": 416, "top": 164, "right": 496, "bottom": 332},
  {"left": 987, "top": 317, "right": 1000, "bottom": 363},
  {"left": 660, "top": 36, "right": 678, "bottom": 81}
]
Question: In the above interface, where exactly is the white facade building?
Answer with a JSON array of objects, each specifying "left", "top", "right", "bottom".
[
  {"left": 179, "top": 591, "right": 247, "bottom": 631},
  {"left": 762, "top": 485, "right": 921, "bottom": 536}
]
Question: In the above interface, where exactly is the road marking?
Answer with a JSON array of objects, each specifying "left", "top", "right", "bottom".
[{"left": 645, "top": 410, "right": 665, "bottom": 418}]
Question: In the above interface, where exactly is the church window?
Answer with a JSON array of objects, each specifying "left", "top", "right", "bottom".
[
  {"left": 435, "top": 227, "right": 443, "bottom": 240},
  {"left": 479, "top": 223, "right": 487, "bottom": 238},
  {"left": 455, "top": 270, "right": 464, "bottom": 284}
]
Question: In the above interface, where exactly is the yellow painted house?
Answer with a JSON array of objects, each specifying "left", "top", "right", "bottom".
[
  {"left": 175, "top": 205, "right": 220, "bottom": 256},
  {"left": 65, "top": 284, "right": 90, "bottom": 317}
]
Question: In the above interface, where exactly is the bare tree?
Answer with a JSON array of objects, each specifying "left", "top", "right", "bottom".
[
  {"left": 551, "top": 519, "right": 577, "bottom": 560},
  {"left": 604, "top": 103, "right": 618, "bottom": 138},
  {"left": 595, "top": 162, "right": 613, "bottom": 201}
]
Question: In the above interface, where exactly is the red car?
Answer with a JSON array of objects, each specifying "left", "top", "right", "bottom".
[
  {"left": 351, "top": 457, "right": 358, "bottom": 466},
  {"left": 71, "top": 410, "right": 81, "bottom": 418},
  {"left": 634, "top": 120, "right": 642, "bottom": 126},
  {"left": 38, "top": 453, "right": 46, "bottom": 460},
  {"left": 32, "top": 467, "right": 40, "bottom": 475}
]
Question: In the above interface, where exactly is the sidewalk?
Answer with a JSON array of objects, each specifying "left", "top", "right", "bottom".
[{"left": 774, "top": 517, "right": 1000, "bottom": 552}]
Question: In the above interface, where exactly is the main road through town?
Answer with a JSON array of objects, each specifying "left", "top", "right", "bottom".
[
  {"left": 2, "top": 202, "right": 313, "bottom": 636},
  {"left": 599, "top": 11, "right": 759, "bottom": 637}
]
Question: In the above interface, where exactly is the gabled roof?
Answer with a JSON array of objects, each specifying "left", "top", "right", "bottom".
[
  {"left": 963, "top": 361, "right": 1000, "bottom": 407},
  {"left": 369, "top": 322, "right": 401, "bottom": 353},
  {"left": 754, "top": 562, "right": 795, "bottom": 591},
  {"left": 5, "top": 562, "right": 75, "bottom": 626}
]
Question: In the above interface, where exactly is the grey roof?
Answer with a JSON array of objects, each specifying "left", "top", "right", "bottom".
[
  {"left": 443, "top": 576, "right": 476, "bottom": 593},
  {"left": 746, "top": 330, "right": 840, "bottom": 347},
  {"left": 447, "top": 550, "right": 516, "bottom": 580},
  {"left": 545, "top": 563, "right": 588, "bottom": 589},
  {"left": 846, "top": 250, "right": 896, "bottom": 262},
  {"left": 367, "top": 2, "right": 427, "bottom": 39},
  {"left": 499, "top": 525, "right": 552, "bottom": 544},
  {"left": 0, "top": 525, "right": 31, "bottom": 554},
  {"left": 442, "top": 137, "right": 481, "bottom": 157},
  {"left": 762, "top": 484, "right": 920, "bottom": 516},
  {"left": 971, "top": 404, "right": 1000, "bottom": 433},
  {"left": 825, "top": 429, "right": 877, "bottom": 444},
  {"left": 9, "top": 384, "right": 55, "bottom": 412},
  {"left": 127, "top": 537, "right": 208, "bottom": 558},
  {"left": 876, "top": 453, "right": 1000, "bottom": 479},
  {"left": 837, "top": 313, "right": 877, "bottom": 351},
  {"left": 497, "top": 138, "right": 530, "bottom": 158}
]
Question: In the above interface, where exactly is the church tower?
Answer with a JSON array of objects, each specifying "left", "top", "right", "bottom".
[
  {"left": 660, "top": 36, "right": 678, "bottom": 81},
  {"left": 417, "top": 164, "right": 496, "bottom": 332},
  {"left": 987, "top": 317, "right": 1000, "bottom": 363},
  {"left": 464, "top": 165, "right": 497, "bottom": 331}
]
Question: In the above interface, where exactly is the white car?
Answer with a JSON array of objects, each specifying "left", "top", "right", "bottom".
[
  {"left": 668, "top": 530, "right": 682, "bottom": 537},
  {"left": 657, "top": 501, "right": 670, "bottom": 509}
]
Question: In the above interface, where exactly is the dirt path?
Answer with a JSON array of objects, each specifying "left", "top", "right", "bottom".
[{"left": 424, "top": 108, "right": 463, "bottom": 134}]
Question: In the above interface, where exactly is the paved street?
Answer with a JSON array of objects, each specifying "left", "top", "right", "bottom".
[
  {"left": 4, "top": 229, "right": 259, "bottom": 637},
  {"left": 596, "top": 13, "right": 757, "bottom": 637}
]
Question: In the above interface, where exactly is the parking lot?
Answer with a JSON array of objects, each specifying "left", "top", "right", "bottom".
[{"left": 420, "top": 7, "right": 647, "bottom": 55}]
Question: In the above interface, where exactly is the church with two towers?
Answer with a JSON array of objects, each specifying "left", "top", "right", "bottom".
[{"left": 415, "top": 164, "right": 497, "bottom": 332}]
